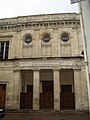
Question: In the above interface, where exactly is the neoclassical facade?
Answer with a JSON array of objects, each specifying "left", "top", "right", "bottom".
[{"left": 0, "top": 13, "right": 88, "bottom": 111}]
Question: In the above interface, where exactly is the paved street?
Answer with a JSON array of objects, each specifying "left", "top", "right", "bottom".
[{"left": 1, "top": 111, "right": 89, "bottom": 120}]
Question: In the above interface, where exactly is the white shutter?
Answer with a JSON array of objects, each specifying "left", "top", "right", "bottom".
[{"left": 3, "top": 42, "right": 6, "bottom": 59}]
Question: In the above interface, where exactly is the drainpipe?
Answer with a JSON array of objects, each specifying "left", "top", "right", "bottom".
[{"left": 79, "top": 2, "right": 90, "bottom": 116}]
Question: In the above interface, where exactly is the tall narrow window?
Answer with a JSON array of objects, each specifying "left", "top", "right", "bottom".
[{"left": 0, "top": 41, "right": 9, "bottom": 60}]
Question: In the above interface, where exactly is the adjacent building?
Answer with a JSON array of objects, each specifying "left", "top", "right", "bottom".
[{"left": 0, "top": 13, "right": 88, "bottom": 111}]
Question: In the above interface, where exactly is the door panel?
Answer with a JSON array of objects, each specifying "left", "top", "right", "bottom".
[
  {"left": 20, "top": 93, "right": 27, "bottom": 109},
  {"left": 40, "top": 81, "right": 54, "bottom": 109},
  {"left": 60, "top": 85, "right": 75, "bottom": 110},
  {"left": 40, "top": 92, "right": 54, "bottom": 109},
  {"left": 20, "top": 85, "right": 33, "bottom": 109},
  {"left": 60, "top": 92, "right": 75, "bottom": 110},
  {"left": 0, "top": 84, "right": 6, "bottom": 108},
  {"left": 61, "top": 85, "right": 72, "bottom": 92},
  {"left": 26, "top": 92, "right": 33, "bottom": 109},
  {"left": 42, "top": 81, "right": 53, "bottom": 92}
]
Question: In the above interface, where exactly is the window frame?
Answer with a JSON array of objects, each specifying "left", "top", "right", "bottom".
[
  {"left": 0, "top": 41, "right": 9, "bottom": 60},
  {"left": 24, "top": 35, "right": 32, "bottom": 44},
  {"left": 61, "top": 33, "right": 70, "bottom": 42},
  {"left": 42, "top": 34, "right": 51, "bottom": 43}
]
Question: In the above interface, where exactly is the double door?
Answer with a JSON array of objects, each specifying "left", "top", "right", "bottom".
[
  {"left": 60, "top": 85, "right": 75, "bottom": 110},
  {"left": 20, "top": 85, "right": 33, "bottom": 109},
  {"left": 40, "top": 81, "right": 54, "bottom": 109}
]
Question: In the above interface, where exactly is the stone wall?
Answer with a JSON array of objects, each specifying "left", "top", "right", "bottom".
[
  {"left": 0, "top": 13, "right": 88, "bottom": 111},
  {"left": 0, "top": 13, "right": 83, "bottom": 59}
]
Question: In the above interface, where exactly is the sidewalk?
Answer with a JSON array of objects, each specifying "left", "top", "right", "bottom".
[{"left": 2, "top": 110, "right": 89, "bottom": 120}]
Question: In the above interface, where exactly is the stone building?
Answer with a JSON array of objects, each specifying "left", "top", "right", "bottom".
[{"left": 0, "top": 13, "right": 88, "bottom": 111}]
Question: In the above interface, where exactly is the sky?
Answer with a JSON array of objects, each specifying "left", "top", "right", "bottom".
[{"left": 0, "top": 0, "right": 79, "bottom": 19}]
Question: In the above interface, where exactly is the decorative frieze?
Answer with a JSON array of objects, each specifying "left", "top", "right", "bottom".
[
  {"left": 0, "top": 21, "right": 80, "bottom": 32},
  {"left": 0, "top": 12, "right": 80, "bottom": 32},
  {"left": 0, "top": 58, "right": 84, "bottom": 69}
]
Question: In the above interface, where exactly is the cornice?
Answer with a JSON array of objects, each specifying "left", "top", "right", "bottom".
[{"left": 0, "top": 20, "right": 80, "bottom": 32}]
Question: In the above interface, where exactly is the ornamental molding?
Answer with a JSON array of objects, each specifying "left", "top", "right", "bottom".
[
  {"left": 0, "top": 58, "right": 85, "bottom": 70},
  {"left": 0, "top": 20, "right": 80, "bottom": 32}
]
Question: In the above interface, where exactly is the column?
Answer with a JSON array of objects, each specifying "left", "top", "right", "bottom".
[
  {"left": 33, "top": 70, "right": 40, "bottom": 110},
  {"left": 13, "top": 70, "right": 21, "bottom": 109},
  {"left": 74, "top": 69, "right": 82, "bottom": 110},
  {"left": 53, "top": 70, "right": 60, "bottom": 110},
  {"left": 81, "top": 67, "right": 88, "bottom": 110}
]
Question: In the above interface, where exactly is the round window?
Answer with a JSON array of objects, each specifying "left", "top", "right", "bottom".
[
  {"left": 43, "top": 34, "right": 50, "bottom": 43},
  {"left": 61, "top": 33, "right": 69, "bottom": 42},
  {"left": 25, "top": 35, "right": 32, "bottom": 44}
]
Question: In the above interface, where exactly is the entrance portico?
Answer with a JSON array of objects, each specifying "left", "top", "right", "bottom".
[{"left": 19, "top": 68, "right": 76, "bottom": 110}]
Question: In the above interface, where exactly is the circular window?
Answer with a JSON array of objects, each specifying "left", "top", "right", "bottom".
[
  {"left": 43, "top": 34, "right": 50, "bottom": 43},
  {"left": 24, "top": 35, "right": 32, "bottom": 44},
  {"left": 61, "top": 33, "right": 69, "bottom": 42}
]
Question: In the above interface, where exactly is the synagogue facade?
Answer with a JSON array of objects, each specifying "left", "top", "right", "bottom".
[{"left": 0, "top": 13, "right": 88, "bottom": 111}]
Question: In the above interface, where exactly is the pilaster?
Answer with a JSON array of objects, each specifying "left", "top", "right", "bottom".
[
  {"left": 53, "top": 70, "right": 60, "bottom": 110},
  {"left": 74, "top": 69, "right": 82, "bottom": 110},
  {"left": 33, "top": 70, "right": 40, "bottom": 110},
  {"left": 13, "top": 70, "right": 21, "bottom": 109}
]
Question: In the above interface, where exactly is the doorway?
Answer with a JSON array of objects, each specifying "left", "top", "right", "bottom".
[
  {"left": 0, "top": 84, "right": 6, "bottom": 108},
  {"left": 20, "top": 70, "right": 33, "bottom": 109},
  {"left": 40, "top": 70, "right": 54, "bottom": 109},
  {"left": 60, "top": 69, "right": 75, "bottom": 110}
]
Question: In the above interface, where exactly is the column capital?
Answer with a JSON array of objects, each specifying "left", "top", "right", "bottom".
[
  {"left": 52, "top": 67, "right": 60, "bottom": 71},
  {"left": 32, "top": 68, "right": 40, "bottom": 71},
  {"left": 13, "top": 69, "right": 20, "bottom": 72},
  {"left": 73, "top": 67, "right": 81, "bottom": 71}
]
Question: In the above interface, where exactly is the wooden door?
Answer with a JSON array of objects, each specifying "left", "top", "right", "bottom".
[
  {"left": 40, "top": 81, "right": 54, "bottom": 109},
  {"left": 20, "top": 93, "right": 27, "bottom": 109},
  {"left": 60, "top": 85, "right": 75, "bottom": 110},
  {"left": 0, "top": 84, "right": 6, "bottom": 108},
  {"left": 20, "top": 85, "right": 33, "bottom": 109}
]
